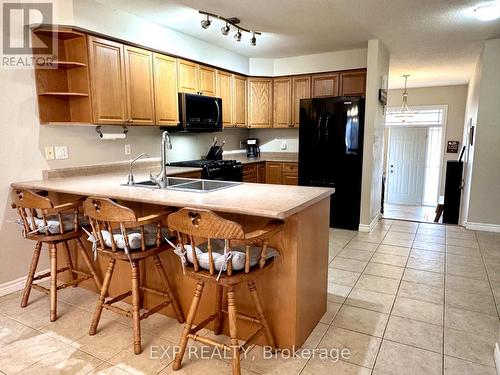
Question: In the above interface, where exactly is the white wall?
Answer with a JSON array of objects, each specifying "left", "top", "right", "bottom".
[
  {"left": 248, "top": 129, "right": 299, "bottom": 153},
  {"left": 359, "top": 40, "right": 390, "bottom": 230}
]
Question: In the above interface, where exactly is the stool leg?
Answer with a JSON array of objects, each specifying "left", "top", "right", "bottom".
[
  {"left": 227, "top": 286, "right": 241, "bottom": 375},
  {"left": 152, "top": 254, "right": 184, "bottom": 323},
  {"left": 173, "top": 281, "right": 204, "bottom": 371},
  {"left": 62, "top": 241, "right": 77, "bottom": 287},
  {"left": 89, "top": 258, "right": 115, "bottom": 335},
  {"left": 213, "top": 284, "right": 224, "bottom": 335},
  {"left": 49, "top": 243, "right": 58, "bottom": 322},
  {"left": 131, "top": 260, "right": 142, "bottom": 355},
  {"left": 248, "top": 281, "right": 276, "bottom": 349},
  {"left": 21, "top": 241, "right": 42, "bottom": 308},
  {"left": 76, "top": 238, "right": 103, "bottom": 290}
]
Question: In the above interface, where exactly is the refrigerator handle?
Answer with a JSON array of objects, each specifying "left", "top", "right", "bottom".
[
  {"left": 317, "top": 114, "right": 323, "bottom": 140},
  {"left": 324, "top": 113, "right": 330, "bottom": 141}
]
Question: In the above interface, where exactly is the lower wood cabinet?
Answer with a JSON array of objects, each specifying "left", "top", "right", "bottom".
[
  {"left": 265, "top": 162, "right": 283, "bottom": 184},
  {"left": 257, "top": 163, "right": 266, "bottom": 183},
  {"left": 265, "top": 162, "right": 298, "bottom": 185},
  {"left": 242, "top": 163, "right": 258, "bottom": 183}
]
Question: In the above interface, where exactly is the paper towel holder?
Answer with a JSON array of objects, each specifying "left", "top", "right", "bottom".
[{"left": 95, "top": 126, "right": 128, "bottom": 139}]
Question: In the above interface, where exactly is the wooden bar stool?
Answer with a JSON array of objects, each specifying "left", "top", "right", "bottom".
[
  {"left": 82, "top": 197, "right": 184, "bottom": 354},
  {"left": 167, "top": 208, "right": 284, "bottom": 375},
  {"left": 11, "top": 189, "right": 102, "bottom": 322}
]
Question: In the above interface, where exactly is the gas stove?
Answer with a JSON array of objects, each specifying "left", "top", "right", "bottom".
[{"left": 167, "top": 160, "right": 243, "bottom": 182}]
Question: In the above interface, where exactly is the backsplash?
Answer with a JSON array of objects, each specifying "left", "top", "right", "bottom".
[{"left": 248, "top": 128, "right": 299, "bottom": 153}]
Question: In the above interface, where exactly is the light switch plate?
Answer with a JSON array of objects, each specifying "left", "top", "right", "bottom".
[
  {"left": 281, "top": 140, "right": 287, "bottom": 150},
  {"left": 54, "top": 146, "right": 68, "bottom": 159},
  {"left": 124, "top": 144, "right": 131, "bottom": 155},
  {"left": 45, "top": 146, "right": 54, "bottom": 160}
]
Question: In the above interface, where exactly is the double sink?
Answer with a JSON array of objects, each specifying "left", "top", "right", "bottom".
[{"left": 125, "top": 177, "right": 240, "bottom": 193}]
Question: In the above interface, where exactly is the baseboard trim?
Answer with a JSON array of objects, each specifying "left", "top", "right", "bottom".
[
  {"left": 494, "top": 343, "right": 500, "bottom": 375},
  {"left": 0, "top": 269, "right": 50, "bottom": 297},
  {"left": 358, "top": 213, "right": 381, "bottom": 233},
  {"left": 466, "top": 222, "right": 500, "bottom": 233}
]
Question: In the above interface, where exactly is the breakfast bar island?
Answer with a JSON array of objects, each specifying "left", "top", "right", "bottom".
[{"left": 11, "top": 166, "right": 333, "bottom": 350}]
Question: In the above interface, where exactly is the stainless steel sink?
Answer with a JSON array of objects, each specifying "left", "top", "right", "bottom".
[{"left": 123, "top": 177, "right": 240, "bottom": 193}]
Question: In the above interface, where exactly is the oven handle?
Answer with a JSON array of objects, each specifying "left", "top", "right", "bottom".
[{"left": 215, "top": 99, "right": 220, "bottom": 125}]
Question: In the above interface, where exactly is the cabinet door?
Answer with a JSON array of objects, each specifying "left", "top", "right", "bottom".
[
  {"left": 282, "top": 173, "right": 299, "bottom": 186},
  {"left": 291, "top": 76, "right": 311, "bottom": 127},
  {"left": 273, "top": 77, "right": 292, "bottom": 128},
  {"left": 177, "top": 59, "right": 198, "bottom": 94},
  {"left": 88, "top": 36, "right": 127, "bottom": 124},
  {"left": 266, "top": 162, "right": 282, "bottom": 184},
  {"left": 124, "top": 46, "right": 155, "bottom": 125},
  {"left": 216, "top": 71, "right": 233, "bottom": 127},
  {"left": 153, "top": 53, "right": 178, "bottom": 126},
  {"left": 311, "top": 73, "right": 339, "bottom": 98},
  {"left": 340, "top": 71, "right": 366, "bottom": 96},
  {"left": 257, "top": 163, "right": 266, "bottom": 183},
  {"left": 248, "top": 78, "right": 273, "bottom": 128},
  {"left": 233, "top": 75, "right": 247, "bottom": 127},
  {"left": 199, "top": 65, "right": 217, "bottom": 96}
]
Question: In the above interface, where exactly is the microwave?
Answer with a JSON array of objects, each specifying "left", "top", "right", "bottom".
[{"left": 176, "top": 93, "right": 223, "bottom": 133}]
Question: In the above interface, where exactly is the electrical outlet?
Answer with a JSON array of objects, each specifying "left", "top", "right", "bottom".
[
  {"left": 239, "top": 140, "right": 245, "bottom": 149},
  {"left": 124, "top": 144, "right": 131, "bottom": 155},
  {"left": 45, "top": 146, "right": 54, "bottom": 160},
  {"left": 281, "top": 140, "right": 287, "bottom": 150},
  {"left": 54, "top": 146, "right": 68, "bottom": 159}
]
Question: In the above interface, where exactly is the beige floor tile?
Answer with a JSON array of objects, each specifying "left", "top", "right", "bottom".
[
  {"left": 446, "top": 263, "right": 488, "bottom": 280},
  {"left": 346, "top": 240, "right": 379, "bottom": 252},
  {"left": 412, "top": 242, "right": 446, "bottom": 252},
  {"left": 381, "top": 237, "right": 414, "bottom": 248},
  {"left": 239, "top": 344, "right": 308, "bottom": 375},
  {"left": 355, "top": 274, "right": 400, "bottom": 295},
  {"left": 446, "top": 253, "right": 484, "bottom": 267},
  {"left": 338, "top": 248, "right": 374, "bottom": 261},
  {"left": 418, "top": 227, "right": 446, "bottom": 237},
  {"left": 300, "top": 322, "right": 329, "bottom": 350},
  {"left": 445, "top": 307, "right": 499, "bottom": 340},
  {"left": 21, "top": 345, "right": 102, "bottom": 375},
  {"left": 447, "top": 238, "right": 479, "bottom": 248},
  {"left": 485, "top": 263, "right": 500, "bottom": 281},
  {"left": 446, "top": 245, "right": 481, "bottom": 257},
  {"left": 446, "top": 231, "right": 477, "bottom": 240},
  {"left": 444, "top": 355, "right": 496, "bottom": 375},
  {"left": 87, "top": 362, "right": 134, "bottom": 374},
  {"left": 345, "top": 288, "right": 396, "bottom": 314},
  {"left": 370, "top": 253, "right": 408, "bottom": 267},
  {"left": 135, "top": 312, "right": 186, "bottom": 343},
  {"left": 318, "top": 326, "right": 381, "bottom": 368},
  {"left": 373, "top": 340, "right": 442, "bottom": 375},
  {"left": 384, "top": 231, "right": 415, "bottom": 241},
  {"left": 7, "top": 299, "right": 74, "bottom": 330},
  {"left": 364, "top": 262, "right": 404, "bottom": 280},
  {"left": 376, "top": 244, "right": 411, "bottom": 256},
  {"left": 444, "top": 327, "right": 495, "bottom": 367},
  {"left": 410, "top": 248, "right": 445, "bottom": 262},
  {"left": 392, "top": 297, "right": 443, "bottom": 326},
  {"left": 446, "top": 274, "right": 491, "bottom": 295},
  {"left": 0, "top": 314, "right": 39, "bottom": 346},
  {"left": 330, "top": 257, "right": 368, "bottom": 273},
  {"left": 328, "top": 282, "right": 352, "bottom": 303},
  {"left": 71, "top": 321, "right": 134, "bottom": 360},
  {"left": 445, "top": 289, "right": 497, "bottom": 316},
  {"left": 390, "top": 224, "right": 419, "bottom": 233},
  {"left": 58, "top": 286, "right": 100, "bottom": 312},
  {"left": 414, "top": 234, "right": 446, "bottom": 244},
  {"left": 403, "top": 268, "right": 444, "bottom": 288},
  {"left": 353, "top": 232, "right": 386, "bottom": 244},
  {"left": 384, "top": 315, "right": 443, "bottom": 353},
  {"left": 333, "top": 305, "right": 389, "bottom": 337},
  {"left": 407, "top": 257, "right": 444, "bottom": 273},
  {"left": 397, "top": 280, "right": 444, "bottom": 304},
  {"left": 329, "top": 268, "right": 361, "bottom": 287},
  {"left": 320, "top": 301, "right": 342, "bottom": 324},
  {"left": 301, "top": 358, "right": 371, "bottom": 375}
]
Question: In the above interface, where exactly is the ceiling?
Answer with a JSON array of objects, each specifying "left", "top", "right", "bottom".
[{"left": 98, "top": 0, "right": 500, "bottom": 88}]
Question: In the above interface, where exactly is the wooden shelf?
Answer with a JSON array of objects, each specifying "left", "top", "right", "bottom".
[
  {"left": 38, "top": 92, "right": 89, "bottom": 97},
  {"left": 54, "top": 61, "right": 87, "bottom": 69},
  {"left": 33, "top": 28, "right": 85, "bottom": 40}
]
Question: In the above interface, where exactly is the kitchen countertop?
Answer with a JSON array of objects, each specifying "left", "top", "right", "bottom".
[
  {"left": 12, "top": 167, "right": 332, "bottom": 220},
  {"left": 224, "top": 152, "right": 298, "bottom": 165}
]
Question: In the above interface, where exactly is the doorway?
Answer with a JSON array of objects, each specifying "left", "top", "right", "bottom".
[{"left": 383, "top": 105, "right": 446, "bottom": 222}]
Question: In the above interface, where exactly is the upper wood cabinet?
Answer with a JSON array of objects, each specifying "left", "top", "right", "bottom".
[
  {"left": 153, "top": 53, "right": 179, "bottom": 126},
  {"left": 177, "top": 59, "right": 198, "bottom": 94},
  {"left": 199, "top": 65, "right": 217, "bottom": 96},
  {"left": 233, "top": 75, "right": 247, "bottom": 127},
  {"left": 273, "top": 77, "right": 292, "bottom": 128},
  {"left": 340, "top": 71, "right": 366, "bottom": 96},
  {"left": 123, "top": 46, "right": 155, "bottom": 125},
  {"left": 291, "top": 76, "right": 311, "bottom": 128},
  {"left": 312, "top": 73, "right": 339, "bottom": 98},
  {"left": 248, "top": 78, "right": 273, "bottom": 128},
  {"left": 88, "top": 36, "right": 127, "bottom": 124},
  {"left": 216, "top": 71, "right": 233, "bottom": 127}
]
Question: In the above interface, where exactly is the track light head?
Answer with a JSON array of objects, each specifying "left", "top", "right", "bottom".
[
  {"left": 221, "top": 23, "right": 230, "bottom": 35},
  {"left": 234, "top": 29, "right": 242, "bottom": 42},
  {"left": 201, "top": 15, "right": 211, "bottom": 29},
  {"left": 250, "top": 33, "right": 256, "bottom": 46}
]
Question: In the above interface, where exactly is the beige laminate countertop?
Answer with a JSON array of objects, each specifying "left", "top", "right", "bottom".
[
  {"left": 223, "top": 152, "right": 298, "bottom": 165},
  {"left": 11, "top": 167, "right": 332, "bottom": 220}
]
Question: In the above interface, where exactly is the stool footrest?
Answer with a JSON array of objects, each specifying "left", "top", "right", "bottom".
[
  {"left": 140, "top": 286, "right": 169, "bottom": 298},
  {"left": 102, "top": 303, "right": 132, "bottom": 318},
  {"left": 189, "top": 314, "right": 218, "bottom": 335},
  {"left": 221, "top": 309, "right": 261, "bottom": 324},
  {"left": 241, "top": 327, "right": 264, "bottom": 351},
  {"left": 57, "top": 275, "right": 93, "bottom": 290},
  {"left": 140, "top": 301, "right": 171, "bottom": 320},
  {"left": 105, "top": 291, "right": 132, "bottom": 306},
  {"left": 33, "top": 267, "right": 70, "bottom": 281},
  {"left": 31, "top": 283, "right": 50, "bottom": 294},
  {"left": 187, "top": 333, "right": 232, "bottom": 352}
]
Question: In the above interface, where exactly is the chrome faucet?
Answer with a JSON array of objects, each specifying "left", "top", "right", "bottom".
[
  {"left": 150, "top": 131, "right": 172, "bottom": 188},
  {"left": 126, "top": 153, "right": 149, "bottom": 185}
]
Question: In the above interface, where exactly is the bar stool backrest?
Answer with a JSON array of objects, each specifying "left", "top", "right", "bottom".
[{"left": 11, "top": 189, "right": 81, "bottom": 237}]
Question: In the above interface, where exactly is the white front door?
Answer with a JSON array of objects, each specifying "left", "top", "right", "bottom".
[{"left": 387, "top": 127, "right": 427, "bottom": 205}]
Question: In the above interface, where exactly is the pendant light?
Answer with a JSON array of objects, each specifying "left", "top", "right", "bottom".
[{"left": 395, "top": 74, "right": 417, "bottom": 123}]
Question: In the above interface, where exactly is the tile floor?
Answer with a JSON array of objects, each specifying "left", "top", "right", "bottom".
[
  {"left": 384, "top": 203, "right": 439, "bottom": 223},
  {"left": 1, "top": 219, "right": 500, "bottom": 374}
]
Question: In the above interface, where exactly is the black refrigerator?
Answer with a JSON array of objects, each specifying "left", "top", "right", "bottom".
[{"left": 299, "top": 96, "right": 365, "bottom": 230}]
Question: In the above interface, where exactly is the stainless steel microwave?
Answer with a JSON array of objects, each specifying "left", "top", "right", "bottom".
[{"left": 176, "top": 93, "right": 223, "bottom": 133}]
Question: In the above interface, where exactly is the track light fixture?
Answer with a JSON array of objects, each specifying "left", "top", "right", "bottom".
[
  {"left": 200, "top": 15, "right": 211, "bottom": 29},
  {"left": 221, "top": 23, "right": 230, "bottom": 35},
  {"left": 199, "top": 10, "right": 261, "bottom": 46}
]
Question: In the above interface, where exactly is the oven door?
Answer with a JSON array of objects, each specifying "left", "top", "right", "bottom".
[{"left": 179, "top": 93, "right": 222, "bottom": 132}]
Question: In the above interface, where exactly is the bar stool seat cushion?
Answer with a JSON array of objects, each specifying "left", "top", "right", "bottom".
[
  {"left": 184, "top": 239, "right": 279, "bottom": 272},
  {"left": 33, "top": 214, "right": 88, "bottom": 234},
  {"left": 99, "top": 224, "right": 171, "bottom": 250}
]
